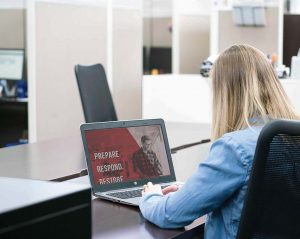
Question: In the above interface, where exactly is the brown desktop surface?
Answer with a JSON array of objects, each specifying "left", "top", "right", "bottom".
[
  {"left": 92, "top": 197, "right": 204, "bottom": 239},
  {"left": 67, "top": 175, "right": 205, "bottom": 239}
]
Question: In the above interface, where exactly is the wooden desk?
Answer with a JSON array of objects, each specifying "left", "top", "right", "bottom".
[
  {"left": 92, "top": 195, "right": 204, "bottom": 239},
  {"left": 67, "top": 176, "right": 205, "bottom": 239},
  {"left": 0, "top": 122, "right": 210, "bottom": 239}
]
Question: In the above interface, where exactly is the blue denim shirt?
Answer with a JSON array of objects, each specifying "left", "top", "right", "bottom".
[{"left": 139, "top": 126, "right": 263, "bottom": 239}]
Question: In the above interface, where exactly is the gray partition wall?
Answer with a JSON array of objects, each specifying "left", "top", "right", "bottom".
[
  {"left": 0, "top": 8, "right": 25, "bottom": 48},
  {"left": 218, "top": 7, "right": 279, "bottom": 55},
  {"left": 179, "top": 15, "right": 210, "bottom": 74}
]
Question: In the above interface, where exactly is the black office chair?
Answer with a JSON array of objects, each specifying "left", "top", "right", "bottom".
[
  {"left": 74, "top": 64, "right": 117, "bottom": 123},
  {"left": 236, "top": 119, "right": 300, "bottom": 239}
]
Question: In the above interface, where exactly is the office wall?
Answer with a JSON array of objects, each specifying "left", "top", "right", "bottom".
[
  {"left": 143, "top": 17, "right": 172, "bottom": 48},
  {"left": 179, "top": 15, "right": 210, "bottom": 74},
  {"left": 218, "top": 7, "right": 278, "bottom": 54},
  {"left": 113, "top": 7, "right": 142, "bottom": 119},
  {"left": 35, "top": 2, "right": 107, "bottom": 141},
  {"left": 0, "top": 9, "right": 25, "bottom": 49}
]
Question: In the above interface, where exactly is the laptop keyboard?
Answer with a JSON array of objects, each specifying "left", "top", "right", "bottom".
[
  {"left": 107, "top": 189, "right": 142, "bottom": 199},
  {"left": 107, "top": 185, "right": 170, "bottom": 200}
]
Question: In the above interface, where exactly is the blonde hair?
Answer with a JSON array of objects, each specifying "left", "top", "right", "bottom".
[{"left": 211, "top": 44, "right": 299, "bottom": 140}]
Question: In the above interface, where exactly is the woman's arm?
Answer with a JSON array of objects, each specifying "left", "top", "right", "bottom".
[{"left": 139, "top": 136, "right": 249, "bottom": 228}]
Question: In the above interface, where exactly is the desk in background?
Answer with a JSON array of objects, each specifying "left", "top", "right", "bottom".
[
  {"left": 0, "top": 97, "right": 28, "bottom": 147},
  {"left": 0, "top": 122, "right": 211, "bottom": 181},
  {"left": 165, "top": 122, "right": 211, "bottom": 181},
  {"left": 0, "top": 135, "right": 85, "bottom": 181}
]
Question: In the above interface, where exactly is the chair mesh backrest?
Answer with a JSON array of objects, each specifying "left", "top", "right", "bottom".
[
  {"left": 237, "top": 120, "right": 300, "bottom": 239},
  {"left": 75, "top": 64, "right": 117, "bottom": 123}
]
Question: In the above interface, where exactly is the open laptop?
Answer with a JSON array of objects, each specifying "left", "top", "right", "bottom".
[{"left": 80, "top": 119, "right": 177, "bottom": 206}]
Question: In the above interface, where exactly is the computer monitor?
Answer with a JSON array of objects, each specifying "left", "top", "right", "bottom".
[{"left": 0, "top": 49, "right": 24, "bottom": 81}]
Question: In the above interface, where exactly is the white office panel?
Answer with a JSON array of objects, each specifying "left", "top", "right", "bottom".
[
  {"left": 32, "top": 0, "right": 107, "bottom": 7},
  {"left": 26, "top": 0, "right": 143, "bottom": 142},
  {"left": 172, "top": 0, "right": 211, "bottom": 74},
  {"left": 290, "top": 0, "right": 300, "bottom": 14},
  {"left": 112, "top": 3, "right": 143, "bottom": 120},
  {"left": 143, "top": 75, "right": 300, "bottom": 124},
  {"left": 33, "top": 2, "right": 107, "bottom": 141},
  {"left": 177, "top": 0, "right": 211, "bottom": 16},
  {"left": 0, "top": 0, "right": 25, "bottom": 9},
  {"left": 143, "top": 0, "right": 172, "bottom": 18},
  {"left": 143, "top": 74, "right": 212, "bottom": 123},
  {"left": 281, "top": 79, "right": 300, "bottom": 114}
]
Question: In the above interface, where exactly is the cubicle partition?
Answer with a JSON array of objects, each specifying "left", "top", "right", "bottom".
[
  {"left": 27, "top": 0, "right": 143, "bottom": 143},
  {"left": 179, "top": 14, "right": 210, "bottom": 74},
  {"left": 32, "top": 1, "right": 107, "bottom": 142},
  {"left": 217, "top": 7, "right": 279, "bottom": 55},
  {"left": 210, "top": 2, "right": 283, "bottom": 64},
  {"left": 174, "top": 0, "right": 211, "bottom": 74},
  {"left": 112, "top": 1, "right": 142, "bottom": 120},
  {"left": 0, "top": 7, "right": 25, "bottom": 49},
  {"left": 143, "top": 0, "right": 210, "bottom": 75}
]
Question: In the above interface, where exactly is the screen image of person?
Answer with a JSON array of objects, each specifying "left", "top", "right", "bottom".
[
  {"left": 85, "top": 125, "right": 170, "bottom": 185},
  {"left": 139, "top": 44, "right": 300, "bottom": 239},
  {"left": 132, "top": 135, "right": 163, "bottom": 178}
]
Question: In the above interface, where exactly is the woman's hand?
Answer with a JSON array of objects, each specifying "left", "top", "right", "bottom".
[
  {"left": 142, "top": 182, "right": 183, "bottom": 196},
  {"left": 142, "top": 182, "right": 162, "bottom": 196},
  {"left": 162, "top": 184, "right": 180, "bottom": 195}
]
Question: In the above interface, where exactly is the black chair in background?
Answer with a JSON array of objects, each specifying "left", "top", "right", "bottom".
[
  {"left": 236, "top": 120, "right": 300, "bottom": 239},
  {"left": 74, "top": 64, "right": 117, "bottom": 123}
]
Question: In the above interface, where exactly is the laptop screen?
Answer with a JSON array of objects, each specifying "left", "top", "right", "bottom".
[{"left": 82, "top": 121, "right": 174, "bottom": 191}]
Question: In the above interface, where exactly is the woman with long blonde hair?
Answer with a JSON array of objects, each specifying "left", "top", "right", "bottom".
[{"left": 139, "top": 45, "right": 299, "bottom": 239}]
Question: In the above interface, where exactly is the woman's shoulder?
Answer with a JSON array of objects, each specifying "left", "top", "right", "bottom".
[
  {"left": 222, "top": 126, "right": 263, "bottom": 144},
  {"left": 212, "top": 126, "right": 263, "bottom": 166}
]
